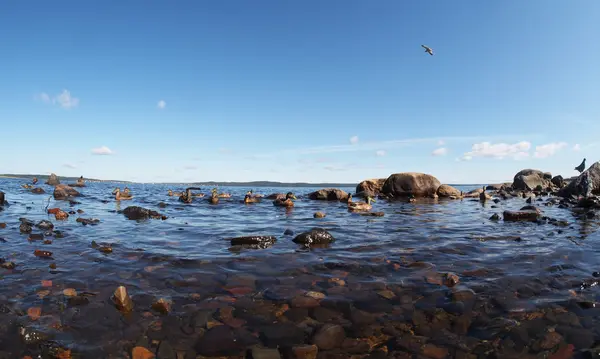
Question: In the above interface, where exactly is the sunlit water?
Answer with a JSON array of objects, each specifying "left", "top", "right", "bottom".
[{"left": 1, "top": 177, "right": 600, "bottom": 357}]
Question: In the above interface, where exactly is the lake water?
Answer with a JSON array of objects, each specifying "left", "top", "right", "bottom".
[{"left": 1, "top": 177, "right": 599, "bottom": 358}]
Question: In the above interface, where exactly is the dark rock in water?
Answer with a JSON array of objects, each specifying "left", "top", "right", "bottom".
[
  {"left": 36, "top": 220, "right": 54, "bottom": 231},
  {"left": 53, "top": 184, "right": 80, "bottom": 200},
  {"left": 520, "top": 205, "right": 538, "bottom": 211},
  {"left": 293, "top": 228, "right": 335, "bottom": 245},
  {"left": 229, "top": 236, "right": 277, "bottom": 247},
  {"left": 0, "top": 191, "right": 5, "bottom": 206},
  {"left": 68, "top": 182, "right": 85, "bottom": 188},
  {"left": 312, "top": 324, "right": 346, "bottom": 350},
  {"left": 194, "top": 325, "right": 247, "bottom": 357},
  {"left": 356, "top": 178, "right": 386, "bottom": 197},
  {"left": 512, "top": 169, "right": 551, "bottom": 191},
  {"left": 489, "top": 213, "right": 500, "bottom": 221},
  {"left": 45, "top": 173, "right": 60, "bottom": 185},
  {"left": 559, "top": 161, "right": 600, "bottom": 197},
  {"left": 19, "top": 222, "right": 32, "bottom": 234},
  {"left": 122, "top": 206, "right": 167, "bottom": 220},
  {"left": 308, "top": 188, "right": 349, "bottom": 201},
  {"left": 158, "top": 202, "right": 167, "bottom": 208},
  {"left": 552, "top": 175, "right": 565, "bottom": 188},
  {"left": 437, "top": 184, "right": 461, "bottom": 198},
  {"left": 503, "top": 208, "right": 541, "bottom": 222},
  {"left": 76, "top": 218, "right": 100, "bottom": 225},
  {"left": 261, "top": 322, "right": 306, "bottom": 347},
  {"left": 251, "top": 347, "right": 282, "bottom": 359},
  {"left": 31, "top": 187, "right": 45, "bottom": 194},
  {"left": 156, "top": 340, "right": 176, "bottom": 359},
  {"left": 359, "top": 211, "right": 384, "bottom": 217},
  {"left": 284, "top": 229, "right": 294, "bottom": 236},
  {"left": 313, "top": 211, "right": 326, "bottom": 218},
  {"left": 381, "top": 172, "right": 441, "bottom": 198}
]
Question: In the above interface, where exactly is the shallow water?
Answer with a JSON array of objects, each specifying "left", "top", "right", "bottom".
[{"left": 1, "top": 178, "right": 600, "bottom": 358}]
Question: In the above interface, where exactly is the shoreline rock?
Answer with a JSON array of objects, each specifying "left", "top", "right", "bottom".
[
  {"left": 437, "top": 184, "right": 461, "bottom": 198},
  {"left": 381, "top": 172, "right": 441, "bottom": 198},
  {"left": 53, "top": 184, "right": 80, "bottom": 200},
  {"left": 45, "top": 173, "right": 60, "bottom": 186},
  {"left": 355, "top": 178, "right": 386, "bottom": 197},
  {"left": 308, "top": 188, "right": 349, "bottom": 201}
]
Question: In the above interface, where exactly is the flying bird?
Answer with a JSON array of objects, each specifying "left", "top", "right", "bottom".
[
  {"left": 575, "top": 158, "right": 586, "bottom": 173},
  {"left": 421, "top": 44, "right": 434, "bottom": 56}
]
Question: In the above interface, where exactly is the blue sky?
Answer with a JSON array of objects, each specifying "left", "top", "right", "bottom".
[{"left": 1, "top": 1, "right": 599, "bottom": 184}]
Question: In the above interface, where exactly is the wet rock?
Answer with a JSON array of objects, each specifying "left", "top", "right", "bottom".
[
  {"left": 132, "top": 346, "right": 155, "bottom": 359},
  {"left": 229, "top": 236, "right": 277, "bottom": 247},
  {"left": 540, "top": 331, "right": 563, "bottom": 350},
  {"left": 359, "top": 211, "right": 385, "bottom": 217},
  {"left": 293, "top": 228, "right": 335, "bottom": 245},
  {"left": 552, "top": 175, "right": 565, "bottom": 188},
  {"left": 36, "top": 220, "right": 54, "bottom": 231},
  {"left": 152, "top": 298, "right": 172, "bottom": 314},
  {"left": 381, "top": 172, "right": 441, "bottom": 198},
  {"left": 503, "top": 208, "right": 541, "bottom": 222},
  {"left": 113, "top": 286, "right": 134, "bottom": 313},
  {"left": 437, "top": 184, "right": 461, "bottom": 198},
  {"left": 19, "top": 222, "right": 32, "bottom": 233},
  {"left": 55, "top": 210, "right": 69, "bottom": 220},
  {"left": 308, "top": 188, "right": 349, "bottom": 201},
  {"left": 489, "top": 213, "right": 500, "bottom": 221},
  {"left": 194, "top": 325, "right": 246, "bottom": 357},
  {"left": 29, "top": 233, "right": 44, "bottom": 241},
  {"left": 445, "top": 272, "right": 460, "bottom": 287},
  {"left": 312, "top": 324, "right": 346, "bottom": 350},
  {"left": 251, "top": 347, "right": 282, "bottom": 359},
  {"left": 158, "top": 202, "right": 167, "bottom": 208},
  {"left": 291, "top": 345, "right": 318, "bottom": 359},
  {"left": 31, "top": 187, "right": 45, "bottom": 194},
  {"left": 356, "top": 178, "right": 386, "bottom": 197},
  {"left": 290, "top": 295, "right": 320, "bottom": 308},
  {"left": 313, "top": 212, "right": 326, "bottom": 218},
  {"left": 284, "top": 229, "right": 294, "bottom": 236},
  {"left": 261, "top": 322, "right": 306, "bottom": 347},
  {"left": 53, "top": 184, "right": 80, "bottom": 200},
  {"left": 157, "top": 341, "right": 176, "bottom": 359},
  {"left": 76, "top": 217, "right": 100, "bottom": 225},
  {"left": 0, "top": 260, "right": 16, "bottom": 269},
  {"left": 45, "top": 173, "right": 60, "bottom": 185},
  {"left": 123, "top": 206, "right": 167, "bottom": 220},
  {"left": 0, "top": 191, "right": 4, "bottom": 206},
  {"left": 512, "top": 169, "right": 551, "bottom": 191},
  {"left": 19, "top": 326, "right": 48, "bottom": 345},
  {"left": 33, "top": 249, "right": 52, "bottom": 258},
  {"left": 421, "top": 343, "right": 448, "bottom": 359}
]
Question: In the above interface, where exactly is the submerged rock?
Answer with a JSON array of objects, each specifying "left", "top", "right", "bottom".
[
  {"left": 312, "top": 324, "right": 346, "bottom": 350},
  {"left": 229, "top": 236, "right": 277, "bottom": 247},
  {"left": 36, "top": 220, "right": 54, "bottom": 231},
  {"left": 308, "top": 188, "right": 349, "bottom": 201},
  {"left": 503, "top": 208, "right": 541, "bottom": 222},
  {"left": 381, "top": 172, "right": 441, "bottom": 198},
  {"left": 53, "top": 184, "right": 80, "bottom": 200},
  {"left": 113, "top": 286, "right": 134, "bottom": 313},
  {"left": 313, "top": 212, "right": 326, "bottom": 218},
  {"left": 122, "top": 206, "right": 167, "bottom": 220},
  {"left": 293, "top": 228, "right": 335, "bottom": 245},
  {"left": 31, "top": 187, "right": 45, "bottom": 194}
]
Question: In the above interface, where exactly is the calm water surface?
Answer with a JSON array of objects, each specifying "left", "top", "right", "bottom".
[{"left": 1, "top": 177, "right": 600, "bottom": 358}]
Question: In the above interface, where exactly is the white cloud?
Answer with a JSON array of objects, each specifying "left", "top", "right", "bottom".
[
  {"left": 573, "top": 144, "right": 581, "bottom": 151},
  {"left": 38, "top": 89, "right": 79, "bottom": 109},
  {"left": 63, "top": 163, "right": 77, "bottom": 169},
  {"left": 183, "top": 165, "right": 198, "bottom": 170},
  {"left": 432, "top": 147, "right": 447, "bottom": 156},
  {"left": 462, "top": 141, "right": 531, "bottom": 160},
  {"left": 157, "top": 100, "right": 166, "bottom": 109},
  {"left": 437, "top": 140, "right": 445, "bottom": 146},
  {"left": 375, "top": 150, "right": 386, "bottom": 157},
  {"left": 349, "top": 136, "right": 359, "bottom": 145},
  {"left": 534, "top": 142, "right": 568, "bottom": 158},
  {"left": 91, "top": 146, "right": 115, "bottom": 156}
]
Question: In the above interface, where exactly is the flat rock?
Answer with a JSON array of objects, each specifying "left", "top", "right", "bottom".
[
  {"left": 229, "top": 236, "right": 277, "bottom": 246},
  {"left": 122, "top": 206, "right": 167, "bottom": 220},
  {"left": 292, "top": 228, "right": 335, "bottom": 245},
  {"left": 308, "top": 188, "right": 349, "bottom": 201},
  {"left": 503, "top": 209, "right": 541, "bottom": 222},
  {"left": 194, "top": 325, "right": 246, "bottom": 357}
]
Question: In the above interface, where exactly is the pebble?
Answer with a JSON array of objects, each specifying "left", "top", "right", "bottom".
[{"left": 312, "top": 324, "right": 346, "bottom": 350}]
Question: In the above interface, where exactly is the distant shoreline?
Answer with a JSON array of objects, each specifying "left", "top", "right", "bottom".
[{"left": 0, "top": 174, "right": 357, "bottom": 188}]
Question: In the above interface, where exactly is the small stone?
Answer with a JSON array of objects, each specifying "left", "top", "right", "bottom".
[
  {"left": 251, "top": 347, "right": 282, "bottom": 359},
  {"left": 290, "top": 295, "right": 320, "bottom": 308},
  {"left": 305, "top": 291, "right": 326, "bottom": 300},
  {"left": 55, "top": 210, "right": 69, "bottom": 221},
  {"left": 490, "top": 213, "right": 500, "bottom": 221},
  {"left": 421, "top": 344, "right": 448, "bottom": 359},
  {"left": 291, "top": 345, "right": 318, "bottom": 359},
  {"left": 540, "top": 331, "right": 563, "bottom": 350},
  {"left": 377, "top": 290, "right": 396, "bottom": 300},
  {"left": 312, "top": 324, "right": 346, "bottom": 350},
  {"left": 445, "top": 272, "right": 460, "bottom": 287},
  {"left": 113, "top": 286, "right": 134, "bottom": 313},
  {"left": 132, "top": 346, "right": 155, "bottom": 359},
  {"left": 63, "top": 288, "right": 77, "bottom": 297},
  {"left": 33, "top": 250, "right": 53, "bottom": 258},
  {"left": 313, "top": 212, "right": 326, "bottom": 219}
]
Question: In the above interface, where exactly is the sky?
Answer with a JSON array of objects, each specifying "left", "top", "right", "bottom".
[{"left": 1, "top": 1, "right": 599, "bottom": 184}]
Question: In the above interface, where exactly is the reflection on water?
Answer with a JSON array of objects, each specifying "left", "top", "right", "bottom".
[{"left": 1, "top": 178, "right": 600, "bottom": 357}]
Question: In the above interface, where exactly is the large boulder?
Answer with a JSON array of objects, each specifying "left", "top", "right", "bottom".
[
  {"left": 355, "top": 178, "right": 386, "bottom": 197},
  {"left": 512, "top": 169, "right": 551, "bottom": 191},
  {"left": 551, "top": 175, "right": 565, "bottom": 188},
  {"left": 308, "top": 188, "right": 349, "bottom": 201},
  {"left": 381, "top": 173, "right": 441, "bottom": 198},
  {"left": 559, "top": 161, "right": 600, "bottom": 197},
  {"left": 437, "top": 184, "right": 461, "bottom": 198},
  {"left": 46, "top": 173, "right": 60, "bottom": 186},
  {"left": 53, "top": 184, "right": 80, "bottom": 200}
]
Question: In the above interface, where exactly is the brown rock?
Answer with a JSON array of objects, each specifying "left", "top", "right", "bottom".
[
  {"left": 53, "top": 184, "right": 80, "bottom": 200},
  {"left": 445, "top": 273, "right": 460, "bottom": 287},
  {"left": 512, "top": 169, "right": 551, "bottom": 191},
  {"left": 503, "top": 208, "right": 541, "bottom": 222},
  {"left": 113, "top": 286, "right": 134, "bottom": 312},
  {"left": 55, "top": 210, "right": 69, "bottom": 220},
  {"left": 152, "top": 298, "right": 172, "bottom": 314},
  {"left": 290, "top": 295, "right": 320, "bottom": 308},
  {"left": 0, "top": 191, "right": 4, "bottom": 205},
  {"left": 31, "top": 187, "right": 45, "bottom": 194},
  {"left": 45, "top": 173, "right": 60, "bottom": 186},
  {"left": 421, "top": 344, "right": 448, "bottom": 359},
  {"left": 308, "top": 188, "right": 349, "bottom": 201},
  {"left": 312, "top": 324, "right": 346, "bottom": 350},
  {"left": 291, "top": 345, "right": 318, "bottom": 359},
  {"left": 132, "top": 346, "right": 155, "bottom": 359},
  {"left": 437, "top": 184, "right": 461, "bottom": 198},
  {"left": 356, "top": 178, "right": 386, "bottom": 197},
  {"left": 381, "top": 172, "right": 441, "bottom": 198},
  {"left": 313, "top": 212, "right": 326, "bottom": 218},
  {"left": 0, "top": 222, "right": 5, "bottom": 229},
  {"left": 540, "top": 331, "right": 563, "bottom": 350}
]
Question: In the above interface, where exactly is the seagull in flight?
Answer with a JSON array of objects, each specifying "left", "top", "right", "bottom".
[{"left": 421, "top": 44, "right": 434, "bottom": 56}]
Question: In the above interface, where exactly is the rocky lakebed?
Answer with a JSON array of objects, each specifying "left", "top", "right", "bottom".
[{"left": 1, "top": 165, "right": 600, "bottom": 359}]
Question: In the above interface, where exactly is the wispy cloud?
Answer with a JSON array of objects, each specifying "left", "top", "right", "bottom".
[
  {"left": 157, "top": 100, "right": 166, "bottom": 109},
  {"left": 437, "top": 140, "right": 445, "bottom": 146},
  {"left": 38, "top": 89, "right": 79, "bottom": 109},
  {"left": 218, "top": 148, "right": 233, "bottom": 154},
  {"left": 534, "top": 142, "right": 568, "bottom": 158},
  {"left": 91, "top": 146, "right": 115, "bottom": 156},
  {"left": 573, "top": 144, "right": 581, "bottom": 151},
  {"left": 183, "top": 165, "right": 198, "bottom": 170},
  {"left": 63, "top": 163, "right": 77, "bottom": 169},
  {"left": 462, "top": 141, "right": 531, "bottom": 161},
  {"left": 324, "top": 165, "right": 347, "bottom": 172},
  {"left": 432, "top": 147, "right": 447, "bottom": 156},
  {"left": 375, "top": 150, "right": 386, "bottom": 157},
  {"left": 349, "top": 136, "right": 359, "bottom": 145}
]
